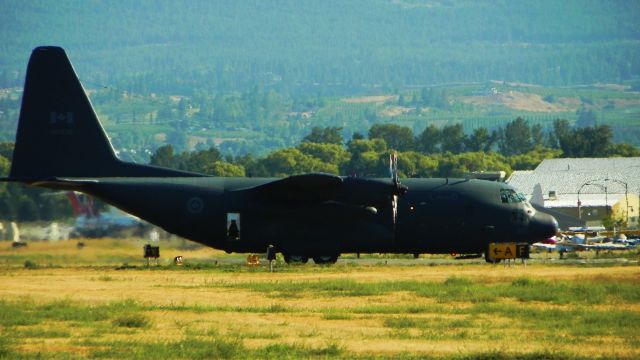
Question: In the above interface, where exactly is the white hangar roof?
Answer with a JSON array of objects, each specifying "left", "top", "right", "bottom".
[{"left": 508, "top": 157, "right": 640, "bottom": 197}]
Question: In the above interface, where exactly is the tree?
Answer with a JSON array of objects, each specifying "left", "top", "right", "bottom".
[
  {"left": 436, "top": 152, "right": 512, "bottom": 178},
  {"left": 398, "top": 93, "right": 407, "bottom": 106},
  {"left": 184, "top": 147, "right": 223, "bottom": 173},
  {"left": 351, "top": 132, "right": 364, "bottom": 141},
  {"left": 0, "top": 142, "right": 13, "bottom": 161},
  {"left": 347, "top": 138, "right": 387, "bottom": 155},
  {"left": 553, "top": 121, "right": 614, "bottom": 157},
  {"left": 570, "top": 125, "right": 612, "bottom": 157},
  {"left": 0, "top": 155, "right": 9, "bottom": 197},
  {"left": 550, "top": 119, "right": 572, "bottom": 151},
  {"left": 368, "top": 124, "right": 414, "bottom": 151},
  {"left": 465, "top": 127, "right": 495, "bottom": 152},
  {"left": 302, "top": 126, "right": 343, "bottom": 144},
  {"left": 297, "top": 142, "right": 349, "bottom": 168},
  {"left": 498, "top": 117, "right": 533, "bottom": 156},
  {"left": 530, "top": 124, "right": 545, "bottom": 146},
  {"left": 575, "top": 107, "right": 596, "bottom": 127},
  {"left": 150, "top": 145, "right": 177, "bottom": 169},
  {"left": 343, "top": 151, "right": 387, "bottom": 178},
  {"left": 416, "top": 124, "right": 441, "bottom": 154},
  {"left": 343, "top": 138, "right": 388, "bottom": 176},
  {"left": 440, "top": 123, "right": 466, "bottom": 154},
  {"left": 0, "top": 154, "right": 9, "bottom": 177},
  {"left": 150, "top": 145, "right": 224, "bottom": 174},
  {"left": 166, "top": 130, "right": 189, "bottom": 152},
  {"left": 398, "top": 151, "right": 438, "bottom": 178},
  {"left": 202, "top": 161, "right": 245, "bottom": 177},
  {"left": 420, "top": 88, "right": 449, "bottom": 109},
  {"left": 508, "top": 147, "right": 562, "bottom": 170},
  {"left": 258, "top": 148, "right": 338, "bottom": 176},
  {"left": 609, "top": 143, "right": 640, "bottom": 157}
]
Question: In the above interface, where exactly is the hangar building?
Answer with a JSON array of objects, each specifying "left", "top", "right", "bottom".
[{"left": 507, "top": 157, "right": 640, "bottom": 229}]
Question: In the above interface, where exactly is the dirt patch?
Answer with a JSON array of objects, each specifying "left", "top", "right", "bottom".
[
  {"left": 186, "top": 135, "right": 207, "bottom": 149},
  {"left": 462, "top": 91, "right": 576, "bottom": 112},
  {"left": 342, "top": 95, "right": 396, "bottom": 104},
  {"left": 592, "top": 83, "right": 629, "bottom": 91},
  {"left": 153, "top": 132, "right": 167, "bottom": 142},
  {"left": 380, "top": 106, "right": 413, "bottom": 117},
  {"left": 557, "top": 96, "right": 581, "bottom": 107},
  {"left": 614, "top": 98, "right": 640, "bottom": 107}
]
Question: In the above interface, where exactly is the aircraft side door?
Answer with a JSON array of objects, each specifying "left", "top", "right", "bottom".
[{"left": 226, "top": 212, "right": 241, "bottom": 240}]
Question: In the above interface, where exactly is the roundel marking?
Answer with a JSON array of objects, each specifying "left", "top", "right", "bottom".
[{"left": 187, "top": 197, "right": 204, "bottom": 214}]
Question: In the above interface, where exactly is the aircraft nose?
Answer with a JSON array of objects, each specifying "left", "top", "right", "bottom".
[{"left": 529, "top": 212, "right": 558, "bottom": 241}]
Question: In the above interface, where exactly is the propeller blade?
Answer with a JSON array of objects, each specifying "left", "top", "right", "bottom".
[
  {"left": 389, "top": 152, "right": 398, "bottom": 186},
  {"left": 388, "top": 151, "right": 405, "bottom": 225}
]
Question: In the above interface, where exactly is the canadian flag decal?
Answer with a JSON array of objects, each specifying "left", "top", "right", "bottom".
[{"left": 50, "top": 111, "right": 74, "bottom": 124}]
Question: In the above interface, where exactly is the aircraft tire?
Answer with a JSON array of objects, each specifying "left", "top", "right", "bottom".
[
  {"left": 283, "top": 254, "right": 309, "bottom": 264},
  {"left": 312, "top": 255, "right": 338, "bottom": 265},
  {"left": 484, "top": 252, "right": 502, "bottom": 264}
]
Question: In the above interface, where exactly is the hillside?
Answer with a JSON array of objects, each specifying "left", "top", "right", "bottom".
[
  {"left": 1, "top": 0, "right": 639, "bottom": 91},
  {"left": 1, "top": 0, "right": 639, "bottom": 156}
]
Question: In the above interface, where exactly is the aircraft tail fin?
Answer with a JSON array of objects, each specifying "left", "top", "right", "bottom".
[{"left": 9, "top": 46, "right": 200, "bottom": 179}]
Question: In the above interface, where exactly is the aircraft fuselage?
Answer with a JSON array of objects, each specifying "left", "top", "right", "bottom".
[{"left": 57, "top": 176, "right": 556, "bottom": 258}]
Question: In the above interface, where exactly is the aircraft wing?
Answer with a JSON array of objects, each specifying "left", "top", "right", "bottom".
[
  {"left": 247, "top": 173, "right": 405, "bottom": 208},
  {"left": 249, "top": 173, "right": 343, "bottom": 202}
]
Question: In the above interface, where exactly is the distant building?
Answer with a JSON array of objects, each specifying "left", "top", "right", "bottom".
[{"left": 507, "top": 157, "right": 640, "bottom": 229}]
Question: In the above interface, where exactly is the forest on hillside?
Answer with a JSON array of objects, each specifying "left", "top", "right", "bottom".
[{"left": 1, "top": 0, "right": 639, "bottom": 92}]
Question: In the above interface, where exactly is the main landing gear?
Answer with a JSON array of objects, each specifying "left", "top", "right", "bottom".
[
  {"left": 312, "top": 255, "right": 339, "bottom": 265},
  {"left": 283, "top": 253, "right": 339, "bottom": 265},
  {"left": 283, "top": 254, "right": 309, "bottom": 264}
]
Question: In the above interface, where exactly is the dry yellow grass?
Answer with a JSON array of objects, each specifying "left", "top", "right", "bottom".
[{"left": 1, "top": 238, "right": 639, "bottom": 358}]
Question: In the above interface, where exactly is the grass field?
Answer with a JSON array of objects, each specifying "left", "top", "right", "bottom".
[{"left": 0, "top": 239, "right": 639, "bottom": 359}]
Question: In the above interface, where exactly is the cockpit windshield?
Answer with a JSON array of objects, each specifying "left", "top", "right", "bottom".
[{"left": 500, "top": 188, "right": 527, "bottom": 204}]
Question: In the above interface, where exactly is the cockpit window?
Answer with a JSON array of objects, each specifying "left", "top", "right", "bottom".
[{"left": 500, "top": 189, "right": 526, "bottom": 204}]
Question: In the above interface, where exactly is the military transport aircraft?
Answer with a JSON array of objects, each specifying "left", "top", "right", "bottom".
[{"left": 2, "top": 47, "right": 558, "bottom": 264}]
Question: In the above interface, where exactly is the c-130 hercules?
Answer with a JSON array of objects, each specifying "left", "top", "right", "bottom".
[{"left": 3, "top": 47, "right": 558, "bottom": 264}]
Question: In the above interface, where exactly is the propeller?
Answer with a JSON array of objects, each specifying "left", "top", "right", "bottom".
[
  {"left": 389, "top": 151, "right": 408, "bottom": 195},
  {"left": 389, "top": 152, "right": 398, "bottom": 187},
  {"left": 389, "top": 151, "right": 408, "bottom": 225}
]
